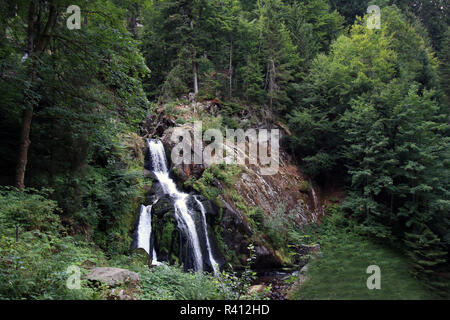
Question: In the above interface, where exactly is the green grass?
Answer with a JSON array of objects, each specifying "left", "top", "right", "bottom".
[{"left": 291, "top": 209, "right": 440, "bottom": 300}]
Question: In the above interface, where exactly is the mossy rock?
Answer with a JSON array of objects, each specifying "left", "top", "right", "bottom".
[
  {"left": 152, "top": 195, "right": 174, "bottom": 218},
  {"left": 153, "top": 212, "right": 180, "bottom": 265}
]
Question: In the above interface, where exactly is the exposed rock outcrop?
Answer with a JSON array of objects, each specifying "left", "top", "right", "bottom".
[
  {"left": 218, "top": 197, "right": 283, "bottom": 269},
  {"left": 158, "top": 122, "right": 319, "bottom": 223},
  {"left": 86, "top": 267, "right": 140, "bottom": 287}
]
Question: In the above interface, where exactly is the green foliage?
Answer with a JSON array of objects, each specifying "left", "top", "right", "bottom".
[
  {"left": 262, "top": 203, "right": 294, "bottom": 249},
  {"left": 114, "top": 247, "right": 259, "bottom": 300},
  {"left": 404, "top": 222, "right": 448, "bottom": 295},
  {"left": 0, "top": 0, "right": 448, "bottom": 301},
  {"left": 252, "top": 202, "right": 311, "bottom": 265},
  {"left": 0, "top": 187, "right": 104, "bottom": 300},
  {"left": 191, "top": 164, "right": 242, "bottom": 200},
  {"left": 0, "top": 0, "right": 150, "bottom": 257},
  {"left": 0, "top": 219, "right": 108, "bottom": 300},
  {"left": 216, "top": 244, "right": 263, "bottom": 300},
  {"left": 141, "top": 0, "right": 343, "bottom": 109},
  {"left": 0, "top": 187, "right": 61, "bottom": 234},
  {"left": 287, "top": 5, "right": 449, "bottom": 289},
  {"left": 137, "top": 265, "right": 227, "bottom": 300}
]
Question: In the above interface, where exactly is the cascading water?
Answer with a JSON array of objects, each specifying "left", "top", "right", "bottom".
[
  {"left": 174, "top": 194, "right": 203, "bottom": 271},
  {"left": 147, "top": 139, "right": 203, "bottom": 271},
  {"left": 135, "top": 203, "right": 160, "bottom": 265},
  {"left": 134, "top": 139, "right": 219, "bottom": 272},
  {"left": 194, "top": 196, "right": 219, "bottom": 275},
  {"left": 136, "top": 205, "right": 152, "bottom": 254},
  {"left": 310, "top": 182, "right": 322, "bottom": 222}
]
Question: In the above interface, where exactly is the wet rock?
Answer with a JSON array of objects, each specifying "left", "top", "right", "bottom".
[
  {"left": 252, "top": 273, "right": 293, "bottom": 300},
  {"left": 145, "top": 181, "right": 164, "bottom": 203},
  {"left": 190, "top": 194, "right": 217, "bottom": 217},
  {"left": 86, "top": 267, "right": 139, "bottom": 287},
  {"left": 298, "top": 244, "right": 321, "bottom": 256},
  {"left": 220, "top": 201, "right": 253, "bottom": 260},
  {"left": 153, "top": 195, "right": 174, "bottom": 217},
  {"left": 152, "top": 206, "right": 180, "bottom": 266},
  {"left": 218, "top": 198, "right": 282, "bottom": 269},
  {"left": 143, "top": 168, "right": 152, "bottom": 178},
  {"left": 254, "top": 245, "right": 283, "bottom": 269}
]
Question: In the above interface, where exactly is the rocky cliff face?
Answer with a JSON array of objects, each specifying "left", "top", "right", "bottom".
[{"left": 142, "top": 101, "right": 323, "bottom": 270}]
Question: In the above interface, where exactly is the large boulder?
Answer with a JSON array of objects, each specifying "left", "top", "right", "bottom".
[
  {"left": 86, "top": 267, "right": 140, "bottom": 287},
  {"left": 218, "top": 197, "right": 283, "bottom": 270},
  {"left": 152, "top": 194, "right": 175, "bottom": 217}
]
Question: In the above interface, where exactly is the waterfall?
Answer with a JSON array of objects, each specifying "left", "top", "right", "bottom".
[
  {"left": 311, "top": 185, "right": 319, "bottom": 210},
  {"left": 136, "top": 205, "right": 152, "bottom": 254},
  {"left": 134, "top": 139, "right": 221, "bottom": 272},
  {"left": 310, "top": 183, "right": 322, "bottom": 222},
  {"left": 135, "top": 203, "right": 161, "bottom": 266},
  {"left": 146, "top": 139, "right": 204, "bottom": 272},
  {"left": 194, "top": 196, "right": 219, "bottom": 275},
  {"left": 152, "top": 248, "right": 160, "bottom": 266}
]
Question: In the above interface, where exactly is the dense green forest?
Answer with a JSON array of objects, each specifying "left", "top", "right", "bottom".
[{"left": 0, "top": 0, "right": 448, "bottom": 300}]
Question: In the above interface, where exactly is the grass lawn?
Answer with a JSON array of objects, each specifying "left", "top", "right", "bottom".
[{"left": 290, "top": 213, "right": 442, "bottom": 300}]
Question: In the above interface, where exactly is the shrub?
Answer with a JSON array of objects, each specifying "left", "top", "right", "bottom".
[
  {"left": 0, "top": 231, "right": 106, "bottom": 300},
  {"left": 192, "top": 164, "right": 241, "bottom": 200},
  {"left": 137, "top": 265, "right": 227, "bottom": 300},
  {"left": 0, "top": 187, "right": 61, "bottom": 234}
]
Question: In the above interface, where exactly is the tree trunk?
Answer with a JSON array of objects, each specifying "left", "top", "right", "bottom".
[
  {"left": 15, "top": 1, "right": 35, "bottom": 189},
  {"left": 15, "top": 0, "right": 57, "bottom": 189},
  {"left": 229, "top": 38, "right": 233, "bottom": 98},
  {"left": 193, "top": 61, "right": 199, "bottom": 95},
  {"left": 128, "top": 3, "right": 139, "bottom": 36},
  {"left": 15, "top": 108, "right": 33, "bottom": 189},
  {"left": 190, "top": 19, "right": 199, "bottom": 95}
]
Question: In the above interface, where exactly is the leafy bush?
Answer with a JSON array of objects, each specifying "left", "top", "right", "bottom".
[
  {"left": 215, "top": 244, "right": 264, "bottom": 300},
  {"left": 0, "top": 187, "right": 61, "bottom": 234},
  {"left": 107, "top": 251, "right": 261, "bottom": 300},
  {"left": 0, "top": 231, "right": 107, "bottom": 300},
  {"left": 191, "top": 164, "right": 241, "bottom": 200},
  {"left": 0, "top": 188, "right": 105, "bottom": 299},
  {"left": 137, "top": 265, "right": 226, "bottom": 300}
]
